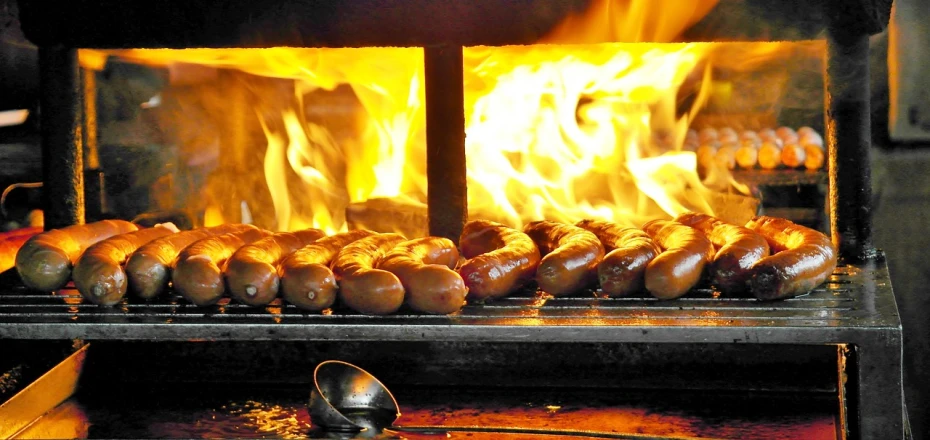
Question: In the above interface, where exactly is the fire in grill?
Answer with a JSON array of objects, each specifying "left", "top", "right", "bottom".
[{"left": 0, "top": 0, "right": 908, "bottom": 438}]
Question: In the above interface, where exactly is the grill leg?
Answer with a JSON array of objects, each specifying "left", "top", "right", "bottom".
[
  {"left": 852, "top": 334, "right": 906, "bottom": 438},
  {"left": 425, "top": 45, "right": 467, "bottom": 243},
  {"left": 39, "top": 46, "right": 85, "bottom": 229},
  {"left": 825, "top": 18, "right": 876, "bottom": 262}
]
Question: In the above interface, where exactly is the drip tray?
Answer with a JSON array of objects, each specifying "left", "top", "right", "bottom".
[
  {"left": 20, "top": 384, "right": 840, "bottom": 439},
  {"left": 3, "top": 341, "right": 845, "bottom": 439}
]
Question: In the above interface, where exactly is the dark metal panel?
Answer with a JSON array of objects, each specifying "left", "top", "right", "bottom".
[
  {"left": 825, "top": 10, "right": 876, "bottom": 262},
  {"left": 39, "top": 46, "right": 84, "bottom": 229},
  {"left": 425, "top": 46, "right": 466, "bottom": 243}
]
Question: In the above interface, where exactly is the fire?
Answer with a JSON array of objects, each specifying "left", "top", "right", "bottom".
[
  {"left": 463, "top": 43, "right": 712, "bottom": 227},
  {"left": 85, "top": 0, "right": 823, "bottom": 233}
]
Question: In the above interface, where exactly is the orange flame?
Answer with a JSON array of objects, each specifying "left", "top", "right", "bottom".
[{"left": 85, "top": 0, "right": 827, "bottom": 233}]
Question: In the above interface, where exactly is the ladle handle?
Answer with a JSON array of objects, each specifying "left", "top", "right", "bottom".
[{"left": 384, "top": 425, "right": 723, "bottom": 440}]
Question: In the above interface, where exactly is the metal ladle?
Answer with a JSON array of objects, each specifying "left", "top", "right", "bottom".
[{"left": 309, "top": 360, "right": 714, "bottom": 440}]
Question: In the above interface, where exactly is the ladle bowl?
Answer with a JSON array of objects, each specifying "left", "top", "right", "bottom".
[{"left": 309, "top": 360, "right": 401, "bottom": 432}]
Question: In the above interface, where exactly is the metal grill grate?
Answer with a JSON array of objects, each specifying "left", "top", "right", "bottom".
[{"left": 0, "top": 261, "right": 899, "bottom": 343}]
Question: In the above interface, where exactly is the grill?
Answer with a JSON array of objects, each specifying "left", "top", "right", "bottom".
[{"left": 2, "top": 0, "right": 908, "bottom": 438}]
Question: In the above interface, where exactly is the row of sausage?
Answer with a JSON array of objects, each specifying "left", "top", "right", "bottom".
[
  {"left": 12, "top": 213, "right": 837, "bottom": 315},
  {"left": 685, "top": 126, "right": 825, "bottom": 171}
]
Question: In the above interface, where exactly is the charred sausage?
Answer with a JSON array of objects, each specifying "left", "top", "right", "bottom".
[
  {"left": 125, "top": 223, "right": 251, "bottom": 300},
  {"left": 523, "top": 221, "right": 604, "bottom": 296},
  {"left": 225, "top": 228, "right": 325, "bottom": 307},
  {"left": 458, "top": 220, "right": 540, "bottom": 302},
  {"left": 332, "top": 233, "right": 406, "bottom": 315},
  {"left": 172, "top": 226, "right": 270, "bottom": 306},
  {"left": 73, "top": 224, "right": 180, "bottom": 305},
  {"left": 15, "top": 220, "right": 138, "bottom": 291},
  {"left": 379, "top": 237, "right": 466, "bottom": 314},
  {"left": 279, "top": 230, "right": 376, "bottom": 311},
  {"left": 575, "top": 220, "right": 660, "bottom": 297},
  {"left": 674, "top": 212, "right": 770, "bottom": 295},
  {"left": 745, "top": 216, "right": 837, "bottom": 300},
  {"left": 641, "top": 220, "right": 714, "bottom": 300}
]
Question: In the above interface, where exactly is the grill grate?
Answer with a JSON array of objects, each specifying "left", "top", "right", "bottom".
[{"left": 0, "top": 261, "right": 899, "bottom": 343}]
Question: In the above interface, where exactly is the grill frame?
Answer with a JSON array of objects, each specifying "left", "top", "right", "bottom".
[{"left": 0, "top": 257, "right": 906, "bottom": 437}]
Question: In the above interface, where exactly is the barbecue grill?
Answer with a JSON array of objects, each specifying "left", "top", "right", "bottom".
[{"left": 0, "top": 0, "right": 906, "bottom": 438}]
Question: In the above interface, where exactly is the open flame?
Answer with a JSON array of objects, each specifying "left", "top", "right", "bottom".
[{"left": 85, "top": 0, "right": 825, "bottom": 233}]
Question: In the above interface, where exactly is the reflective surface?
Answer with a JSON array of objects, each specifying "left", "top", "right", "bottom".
[{"left": 22, "top": 385, "right": 839, "bottom": 439}]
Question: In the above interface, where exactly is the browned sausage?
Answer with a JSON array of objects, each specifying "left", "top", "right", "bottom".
[
  {"left": 745, "top": 216, "right": 837, "bottom": 300},
  {"left": 73, "top": 224, "right": 180, "bottom": 306},
  {"left": 172, "top": 226, "right": 270, "bottom": 306},
  {"left": 379, "top": 237, "right": 465, "bottom": 314},
  {"left": 523, "top": 221, "right": 604, "bottom": 296},
  {"left": 225, "top": 228, "right": 325, "bottom": 307},
  {"left": 125, "top": 223, "right": 251, "bottom": 300},
  {"left": 641, "top": 220, "right": 714, "bottom": 300},
  {"left": 15, "top": 220, "right": 138, "bottom": 291},
  {"left": 458, "top": 220, "right": 540, "bottom": 302},
  {"left": 279, "top": 230, "right": 376, "bottom": 311},
  {"left": 331, "top": 233, "right": 406, "bottom": 315},
  {"left": 674, "top": 212, "right": 770, "bottom": 295},
  {"left": 575, "top": 220, "right": 660, "bottom": 297}
]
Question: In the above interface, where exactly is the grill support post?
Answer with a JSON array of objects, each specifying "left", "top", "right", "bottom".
[
  {"left": 425, "top": 45, "right": 467, "bottom": 243},
  {"left": 82, "top": 67, "right": 105, "bottom": 222},
  {"left": 39, "top": 46, "right": 85, "bottom": 229},
  {"left": 825, "top": 16, "right": 876, "bottom": 262}
]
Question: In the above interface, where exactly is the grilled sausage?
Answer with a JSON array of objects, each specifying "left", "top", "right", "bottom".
[
  {"left": 125, "top": 224, "right": 251, "bottom": 300},
  {"left": 15, "top": 220, "right": 138, "bottom": 291},
  {"left": 332, "top": 233, "right": 406, "bottom": 315},
  {"left": 674, "top": 212, "right": 770, "bottom": 295},
  {"left": 781, "top": 143, "right": 806, "bottom": 168},
  {"left": 73, "top": 224, "right": 180, "bottom": 306},
  {"left": 746, "top": 216, "right": 837, "bottom": 300},
  {"left": 279, "top": 230, "right": 376, "bottom": 311},
  {"left": 757, "top": 141, "right": 783, "bottom": 170},
  {"left": 173, "top": 226, "right": 270, "bottom": 306},
  {"left": 225, "top": 228, "right": 325, "bottom": 307},
  {"left": 379, "top": 237, "right": 466, "bottom": 314},
  {"left": 458, "top": 220, "right": 540, "bottom": 302},
  {"left": 642, "top": 220, "right": 714, "bottom": 300},
  {"left": 523, "top": 221, "right": 604, "bottom": 296},
  {"left": 575, "top": 220, "right": 660, "bottom": 297}
]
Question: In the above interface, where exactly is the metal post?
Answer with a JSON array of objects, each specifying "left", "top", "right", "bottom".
[
  {"left": 82, "top": 67, "right": 105, "bottom": 221},
  {"left": 424, "top": 45, "right": 467, "bottom": 243},
  {"left": 825, "top": 18, "right": 876, "bottom": 262},
  {"left": 39, "top": 46, "right": 84, "bottom": 229}
]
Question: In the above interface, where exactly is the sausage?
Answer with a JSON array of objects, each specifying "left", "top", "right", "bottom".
[
  {"left": 225, "top": 228, "right": 325, "bottom": 307},
  {"left": 15, "top": 220, "right": 138, "bottom": 291},
  {"left": 172, "top": 225, "right": 270, "bottom": 306},
  {"left": 523, "top": 221, "right": 604, "bottom": 296},
  {"left": 575, "top": 220, "right": 660, "bottom": 297},
  {"left": 125, "top": 223, "right": 251, "bottom": 300},
  {"left": 641, "top": 220, "right": 714, "bottom": 300},
  {"left": 781, "top": 143, "right": 806, "bottom": 168},
  {"left": 757, "top": 141, "right": 783, "bottom": 170},
  {"left": 279, "top": 230, "right": 376, "bottom": 311},
  {"left": 745, "top": 216, "right": 837, "bottom": 300},
  {"left": 458, "top": 220, "right": 540, "bottom": 302},
  {"left": 73, "top": 224, "right": 180, "bottom": 306},
  {"left": 379, "top": 237, "right": 466, "bottom": 314},
  {"left": 674, "top": 212, "right": 770, "bottom": 295},
  {"left": 332, "top": 233, "right": 406, "bottom": 315}
]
